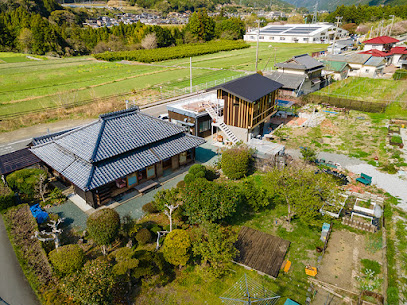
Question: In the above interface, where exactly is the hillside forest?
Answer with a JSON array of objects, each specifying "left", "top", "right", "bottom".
[{"left": 0, "top": 0, "right": 245, "bottom": 56}]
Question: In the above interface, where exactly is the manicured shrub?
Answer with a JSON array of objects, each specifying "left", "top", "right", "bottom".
[
  {"left": 188, "top": 164, "right": 206, "bottom": 176},
  {"left": 184, "top": 164, "right": 207, "bottom": 184},
  {"left": 142, "top": 201, "right": 159, "bottom": 214},
  {"left": 0, "top": 182, "right": 16, "bottom": 212},
  {"left": 150, "top": 225, "right": 162, "bottom": 235},
  {"left": 176, "top": 180, "right": 186, "bottom": 188},
  {"left": 183, "top": 173, "right": 195, "bottom": 184},
  {"left": 221, "top": 146, "right": 252, "bottom": 180},
  {"left": 163, "top": 229, "right": 191, "bottom": 267},
  {"left": 6, "top": 168, "right": 47, "bottom": 197},
  {"left": 93, "top": 40, "right": 249, "bottom": 63},
  {"left": 49, "top": 244, "right": 84, "bottom": 275},
  {"left": 135, "top": 228, "right": 152, "bottom": 245},
  {"left": 47, "top": 187, "right": 66, "bottom": 205},
  {"left": 87, "top": 209, "right": 120, "bottom": 251},
  {"left": 110, "top": 247, "right": 139, "bottom": 276},
  {"left": 63, "top": 258, "right": 116, "bottom": 305}
]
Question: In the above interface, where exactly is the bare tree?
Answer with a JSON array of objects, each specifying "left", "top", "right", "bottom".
[
  {"left": 141, "top": 33, "right": 157, "bottom": 50},
  {"left": 35, "top": 173, "right": 48, "bottom": 202},
  {"left": 32, "top": 218, "right": 65, "bottom": 249}
]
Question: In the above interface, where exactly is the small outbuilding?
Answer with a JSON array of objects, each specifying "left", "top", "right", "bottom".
[
  {"left": 234, "top": 226, "right": 290, "bottom": 278},
  {"left": 0, "top": 148, "right": 41, "bottom": 183}
]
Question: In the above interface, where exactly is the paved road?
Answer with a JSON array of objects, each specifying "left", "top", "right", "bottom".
[{"left": 0, "top": 217, "right": 39, "bottom": 305}]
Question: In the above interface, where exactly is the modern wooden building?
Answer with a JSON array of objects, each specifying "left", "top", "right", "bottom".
[
  {"left": 31, "top": 108, "right": 205, "bottom": 207},
  {"left": 216, "top": 73, "right": 283, "bottom": 140}
]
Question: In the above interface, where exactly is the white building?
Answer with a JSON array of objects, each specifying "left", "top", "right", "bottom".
[{"left": 244, "top": 23, "right": 348, "bottom": 44}]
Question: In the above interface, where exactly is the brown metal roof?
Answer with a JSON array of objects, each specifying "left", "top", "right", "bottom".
[
  {"left": 235, "top": 226, "right": 290, "bottom": 278},
  {"left": 0, "top": 148, "right": 41, "bottom": 176}
]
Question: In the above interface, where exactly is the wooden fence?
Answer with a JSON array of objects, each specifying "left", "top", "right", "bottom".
[{"left": 342, "top": 218, "right": 377, "bottom": 233}]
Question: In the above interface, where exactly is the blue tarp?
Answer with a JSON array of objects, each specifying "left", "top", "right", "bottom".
[
  {"left": 30, "top": 204, "right": 48, "bottom": 224},
  {"left": 284, "top": 298, "right": 300, "bottom": 305}
]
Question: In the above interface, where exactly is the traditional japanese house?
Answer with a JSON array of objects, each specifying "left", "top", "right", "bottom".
[{"left": 31, "top": 108, "right": 205, "bottom": 207}]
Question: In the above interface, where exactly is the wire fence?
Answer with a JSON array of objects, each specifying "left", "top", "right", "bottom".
[{"left": 0, "top": 72, "right": 247, "bottom": 120}]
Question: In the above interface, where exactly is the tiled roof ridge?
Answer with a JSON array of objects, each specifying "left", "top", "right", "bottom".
[
  {"left": 99, "top": 107, "right": 139, "bottom": 120},
  {"left": 89, "top": 119, "right": 106, "bottom": 163}
]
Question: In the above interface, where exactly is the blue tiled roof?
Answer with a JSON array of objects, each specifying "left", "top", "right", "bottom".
[{"left": 31, "top": 109, "right": 205, "bottom": 191}]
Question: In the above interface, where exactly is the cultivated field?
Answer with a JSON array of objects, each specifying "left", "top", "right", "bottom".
[
  {"left": 0, "top": 42, "right": 327, "bottom": 120},
  {"left": 314, "top": 77, "right": 407, "bottom": 103}
]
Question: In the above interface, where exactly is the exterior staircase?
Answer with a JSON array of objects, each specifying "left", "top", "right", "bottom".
[{"left": 205, "top": 105, "right": 239, "bottom": 144}]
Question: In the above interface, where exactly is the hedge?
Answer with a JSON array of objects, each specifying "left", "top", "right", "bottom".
[
  {"left": 0, "top": 181, "right": 16, "bottom": 212},
  {"left": 93, "top": 40, "right": 249, "bottom": 63},
  {"left": 393, "top": 69, "right": 407, "bottom": 80},
  {"left": 2, "top": 204, "right": 55, "bottom": 299},
  {"left": 307, "top": 94, "right": 387, "bottom": 113}
]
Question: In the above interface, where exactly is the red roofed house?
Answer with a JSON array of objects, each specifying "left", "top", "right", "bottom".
[
  {"left": 363, "top": 36, "right": 399, "bottom": 52},
  {"left": 359, "top": 48, "right": 393, "bottom": 65},
  {"left": 390, "top": 46, "right": 407, "bottom": 69}
]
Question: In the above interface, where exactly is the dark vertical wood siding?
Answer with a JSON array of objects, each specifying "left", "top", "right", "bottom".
[{"left": 220, "top": 89, "right": 278, "bottom": 129}]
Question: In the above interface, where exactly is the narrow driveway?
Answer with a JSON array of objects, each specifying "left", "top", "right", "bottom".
[{"left": 0, "top": 217, "right": 39, "bottom": 305}]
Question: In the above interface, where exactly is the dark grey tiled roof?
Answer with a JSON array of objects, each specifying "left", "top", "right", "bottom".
[
  {"left": 153, "top": 134, "right": 205, "bottom": 160},
  {"left": 266, "top": 72, "right": 305, "bottom": 90},
  {"left": 31, "top": 109, "right": 205, "bottom": 191},
  {"left": 275, "top": 54, "right": 324, "bottom": 71},
  {"left": 217, "top": 74, "right": 283, "bottom": 103}
]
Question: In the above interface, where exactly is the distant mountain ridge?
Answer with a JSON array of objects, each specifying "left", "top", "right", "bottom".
[{"left": 284, "top": 0, "right": 407, "bottom": 10}]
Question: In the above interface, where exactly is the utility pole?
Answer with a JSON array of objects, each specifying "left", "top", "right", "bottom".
[
  {"left": 331, "top": 16, "right": 342, "bottom": 55},
  {"left": 389, "top": 15, "right": 395, "bottom": 36},
  {"left": 379, "top": 19, "right": 384, "bottom": 36},
  {"left": 255, "top": 19, "right": 260, "bottom": 72},
  {"left": 190, "top": 57, "right": 192, "bottom": 93},
  {"left": 312, "top": 2, "right": 318, "bottom": 24}
]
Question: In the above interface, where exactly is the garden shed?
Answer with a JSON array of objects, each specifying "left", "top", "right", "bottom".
[
  {"left": 0, "top": 148, "right": 41, "bottom": 182},
  {"left": 234, "top": 226, "right": 290, "bottom": 278}
]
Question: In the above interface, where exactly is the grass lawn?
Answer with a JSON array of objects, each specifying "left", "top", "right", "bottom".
[
  {"left": 0, "top": 52, "right": 46, "bottom": 63},
  {"left": 314, "top": 77, "right": 407, "bottom": 103}
]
